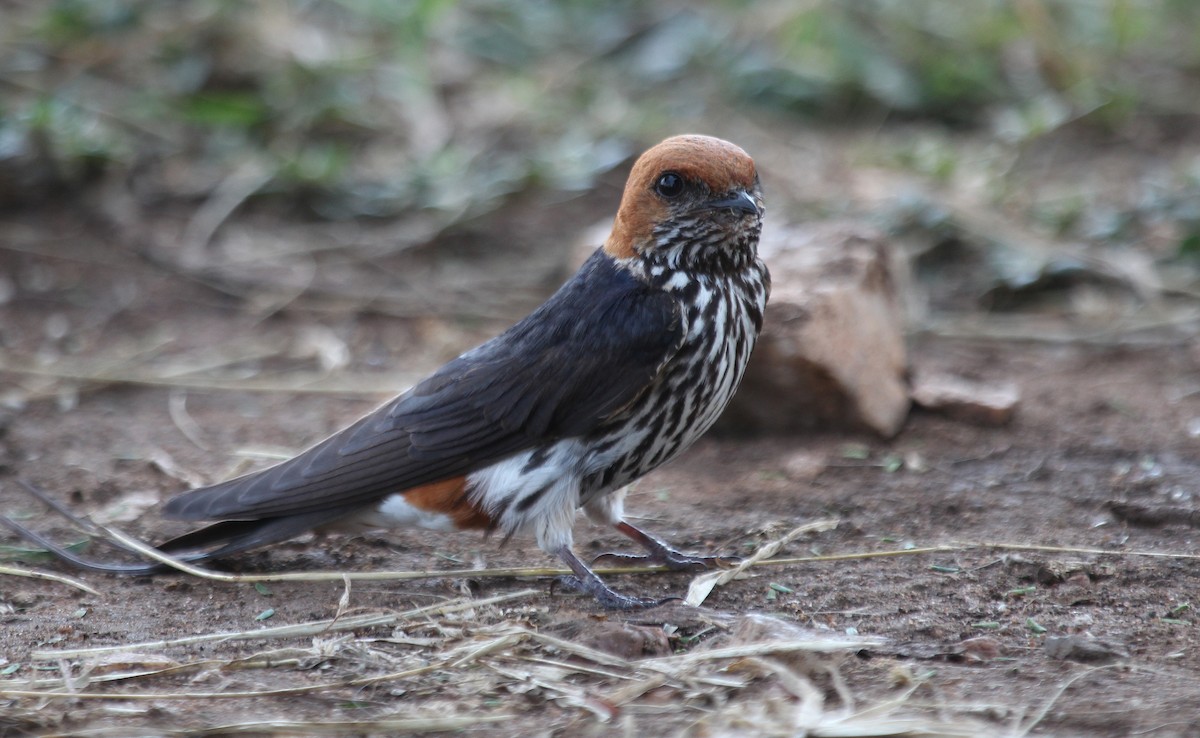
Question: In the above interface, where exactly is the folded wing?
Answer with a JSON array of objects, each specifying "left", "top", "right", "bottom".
[{"left": 163, "top": 251, "right": 682, "bottom": 521}]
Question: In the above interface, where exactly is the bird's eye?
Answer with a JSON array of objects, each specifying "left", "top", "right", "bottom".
[{"left": 655, "top": 172, "right": 685, "bottom": 199}]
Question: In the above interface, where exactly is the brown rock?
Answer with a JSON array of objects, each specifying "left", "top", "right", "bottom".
[
  {"left": 910, "top": 372, "right": 1019, "bottom": 426},
  {"left": 719, "top": 219, "right": 910, "bottom": 437},
  {"left": 781, "top": 450, "right": 828, "bottom": 481},
  {"left": 958, "top": 636, "right": 1003, "bottom": 662},
  {"left": 573, "top": 621, "right": 672, "bottom": 660},
  {"left": 1045, "top": 634, "right": 1129, "bottom": 663}
]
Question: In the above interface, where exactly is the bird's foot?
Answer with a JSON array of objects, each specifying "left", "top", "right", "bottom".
[
  {"left": 554, "top": 544, "right": 675, "bottom": 609},
  {"left": 590, "top": 549, "right": 737, "bottom": 571},
  {"left": 551, "top": 575, "right": 674, "bottom": 610},
  {"left": 592, "top": 520, "right": 739, "bottom": 571}
]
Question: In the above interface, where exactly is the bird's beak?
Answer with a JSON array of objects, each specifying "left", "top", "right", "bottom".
[{"left": 699, "top": 190, "right": 760, "bottom": 217}]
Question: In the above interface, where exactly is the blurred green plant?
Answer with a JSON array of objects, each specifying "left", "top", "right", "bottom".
[{"left": 1, "top": 0, "right": 1198, "bottom": 231}]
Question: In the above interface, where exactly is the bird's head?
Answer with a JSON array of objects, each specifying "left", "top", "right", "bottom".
[{"left": 604, "top": 135, "right": 763, "bottom": 275}]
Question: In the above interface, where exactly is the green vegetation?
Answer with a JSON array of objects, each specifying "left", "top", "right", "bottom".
[{"left": 3, "top": 1, "right": 1199, "bottom": 236}]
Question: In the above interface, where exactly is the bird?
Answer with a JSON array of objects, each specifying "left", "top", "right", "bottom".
[{"left": 3, "top": 134, "right": 769, "bottom": 609}]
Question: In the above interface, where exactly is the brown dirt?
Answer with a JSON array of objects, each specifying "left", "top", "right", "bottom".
[{"left": 3, "top": 203, "right": 1200, "bottom": 737}]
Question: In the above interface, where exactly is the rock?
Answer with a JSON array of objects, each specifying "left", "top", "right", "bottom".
[
  {"left": 958, "top": 636, "right": 1003, "bottom": 662},
  {"left": 570, "top": 621, "right": 672, "bottom": 660},
  {"left": 719, "top": 219, "right": 910, "bottom": 437},
  {"left": 883, "top": 637, "right": 1002, "bottom": 663},
  {"left": 910, "top": 372, "right": 1019, "bottom": 426},
  {"left": 698, "top": 613, "right": 883, "bottom": 663},
  {"left": 781, "top": 450, "right": 828, "bottom": 481},
  {"left": 1106, "top": 501, "right": 1200, "bottom": 528},
  {"left": 1045, "top": 634, "right": 1129, "bottom": 664}
]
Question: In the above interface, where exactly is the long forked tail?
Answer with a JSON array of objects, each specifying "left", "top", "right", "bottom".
[{"left": 0, "top": 481, "right": 337, "bottom": 575}]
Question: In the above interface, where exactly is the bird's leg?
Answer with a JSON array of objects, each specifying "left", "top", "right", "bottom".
[
  {"left": 553, "top": 545, "right": 672, "bottom": 610},
  {"left": 591, "top": 520, "right": 738, "bottom": 571}
]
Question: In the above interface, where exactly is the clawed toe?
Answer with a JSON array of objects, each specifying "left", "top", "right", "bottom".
[
  {"left": 555, "top": 532, "right": 730, "bottom": 609},
  {"left": 591, "top": 550, "right": 739, "bottom": 572},
  {"left": 590, "top": 551, "right": 651, "bottom": 568},
  {"left": 551, "top": 575, "right": 672, "bottom": 610}
]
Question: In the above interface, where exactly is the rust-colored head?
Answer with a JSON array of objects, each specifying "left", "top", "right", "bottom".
[{"left": 604, "top": 135, "right": 762, "bottom": 263}]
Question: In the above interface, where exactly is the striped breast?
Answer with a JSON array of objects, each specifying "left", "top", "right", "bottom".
[{"left": 577, "top": 257, "right": 770, "bottom": 503}]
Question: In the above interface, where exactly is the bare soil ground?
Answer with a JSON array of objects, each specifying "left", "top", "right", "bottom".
[{"left": 3, "top": 200, "right": 1200, "bottom": 737}]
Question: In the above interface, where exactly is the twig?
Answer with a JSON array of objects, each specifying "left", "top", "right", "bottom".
[
  {"left": 760, "top": 545, "right": 959, "bottom": 566},
  {"left": 915, "top": 309, "right": 1200, "bottom": 348},
  {"left": 644, "top": 638, "right": 884, "bottom": 672},
  {"left": 685, "top": 519, "right": 839, "bottom": 606},
  {"left": 976, "top": 541, "right": 1200, "bottom": 560},
  {"left": 168, "top": 716, "right": 516, "bottom": 736},
  {"left": 168, "top": 390, "right": 212, "bottom": 451},
  {"left": 182, "top": 160, "right": 275, "bottom": 254},
  {"left": 742, "top": 541, "right": 1200, "bottom": 568},
  {"left": 327, "top": 573, "right": 352, "bottom": 631},
  {"left": 0, "top": 662, "right": 216, "bottom": 691},
  {"left": 0, "top": 361, "right": 418, "bottom": 397},
  {"left": 0, "top": 662, "right": 446, "bottom": 700},
  {"left": 31, "top": 588, "right": 539, "bottom": 660},
  {"left": 0, "top": 564, "right": 101, "bottom": 596},
  {"left": 1016, "top": 664, "right": 1122, "bottom": 737},
  {"left": 33, "top": 715, "right": 514, "bottom": 737}
]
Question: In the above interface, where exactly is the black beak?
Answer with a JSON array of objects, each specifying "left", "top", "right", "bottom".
[{"left": 700, "top": 190, "right": 760, "bottom": 217}]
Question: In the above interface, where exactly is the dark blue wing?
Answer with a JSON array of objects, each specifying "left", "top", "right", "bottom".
[{"left": 163, "top": 250, "right": 682, "bottom": 520}]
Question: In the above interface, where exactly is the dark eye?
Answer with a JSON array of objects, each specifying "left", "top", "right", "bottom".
[{"left": 655, "top": 172, "right": 685, "bottom": 199}]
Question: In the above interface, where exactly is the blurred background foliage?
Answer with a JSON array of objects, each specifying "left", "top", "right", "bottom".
[{"left": 3, "top": 0, "right": 1200, "bottom": 306}]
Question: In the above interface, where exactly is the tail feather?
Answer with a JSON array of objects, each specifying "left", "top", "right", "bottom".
[
  {"left": 3, "top": 480, "right": 360, "bottom": 575},
  {"left": 155, "top": 508, "right": 355, "bottom": 560}
]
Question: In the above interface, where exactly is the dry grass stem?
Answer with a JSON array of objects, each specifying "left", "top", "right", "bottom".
[
  {"left": 183, "top": 160, "right": 276, "bottom": 253},
  {"left": 1016, "top": 664, "right": 1123, "bottom": 737},
  {"left": 519, "top": 655, "right": 637, "bottom": 682},
  {"left": 686, "top": 519, "right": 840, "bottom": 606},
  {"left": 737, "top": 541, "right": 1200, "bottom": 570},
  {"left": 167, "top": 389, "right": 212, "bottom": 451},
  {"left": 36, "top": 715, "right": 512, "bottom": 737},
  {"left": 31, "top": 588, "right": 539, "bottom": 661},
  {"left": 646, "top": 637, "right": 884, "bottom": 673},
  {"left": 520, "top": 630, "right": 638, "bottom": 670},
  {"left": 0, "top": 563, "right": 101, "bottom": 595},
  {"left": 448, "top": 632, "right": 527, "bottom": 667},
  {"left": 1, "top": 359, "right": 420, "bottom": 397},
  {"left": 977, "top": 542, "right": 1200, "bottom": 560},
  {"left": 920, "top": 310, "right": 1200, "bottom": 347},
  {"left": 0, "top": 662, "right": 446, "bottom": 700}
]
